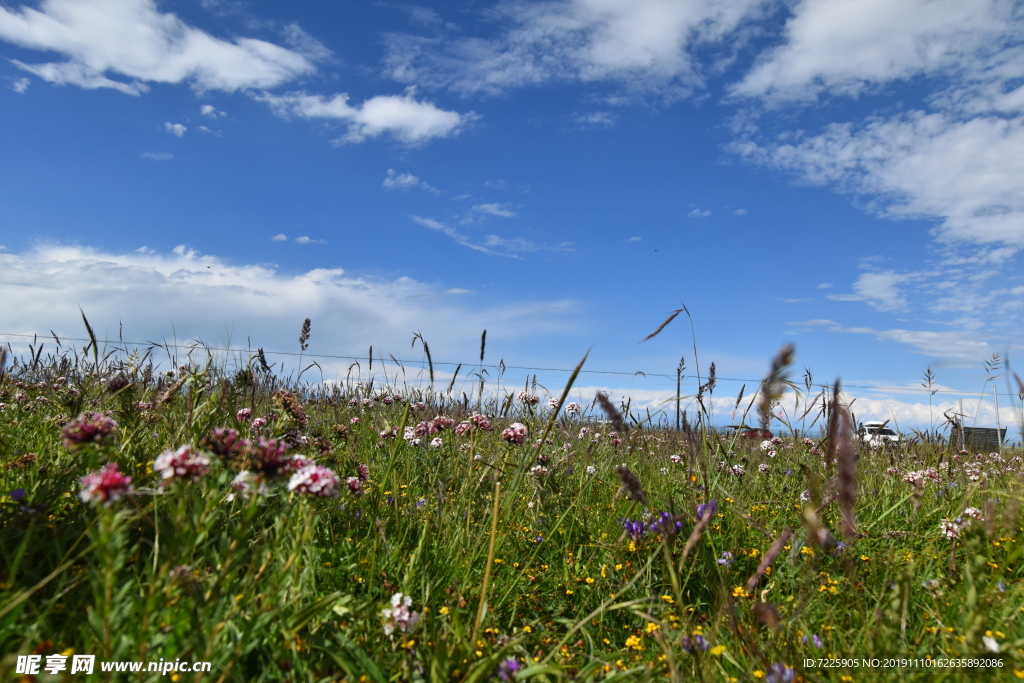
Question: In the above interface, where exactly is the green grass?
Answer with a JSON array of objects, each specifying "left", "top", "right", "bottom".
[{"left": 1, "top": 348, "right": 1023, "bottom": 682}]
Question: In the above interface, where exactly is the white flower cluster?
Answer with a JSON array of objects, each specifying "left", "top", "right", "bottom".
[{"left": 382, "top": 592, "right": 420, "bottom": 636}]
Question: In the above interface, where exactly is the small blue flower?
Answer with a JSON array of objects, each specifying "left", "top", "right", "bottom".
[
  {"left": 497, "top": 657, "right": 521, "bottom": 681},
  {"left": 717, "top": 551, "right": 734, "bottom": 567},
  {"left": 832, "top": 542, "right": 847, "bottom": 555},
  {"left": 696, "top": 499, "right": 717, "bottom": 519},
  {"left": 766, "top": 662, "right": 795, "bottom": 683},
  {"left": 998, "top": 582, "right": 1007, "bottom": 592}
]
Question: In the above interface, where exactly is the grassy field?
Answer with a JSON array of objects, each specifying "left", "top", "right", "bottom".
[{"left": 1, "top": 340, "right": 1023, "bottom": 682}]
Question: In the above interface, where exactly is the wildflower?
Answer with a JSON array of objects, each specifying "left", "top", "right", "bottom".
[
  {"left": 251, "top": 417, "right": 267, "bottom": 431},
  {"left": 732, "top": 586, "right": 749, "bottom": 598},
  {"left": 356, "top": 463, "right": 369, "bottom": 481},
  {"left": 236, "top": 408, "right": 253, "bottom": 422},
  {"left": 681, "top": 634, "right": 709, "bottom": 653},
  {"left": 802, "top": 438, "right": 814, "bottom": 446},
  {"left": 760, "top": 440, "right": 772, "bottom": 452},
  {"left": 766, "top": 663, "right": 795, "bottom": 683},
  {"left": 530, "top": 465, "right": 549, "bottom": 476},
  {"left": 728, "top": 464, "right": 745, "bottom": 476},
  {"left": 709, "top": 645, "right": 727, "bottom": 657},
  {"left": 518, "top": 391, "right": 539, "bottom": 405},
  {"left": 79, "top": 463, "right": 133, "bottom": 506},
  {"left": 696, "top": 499, "right": 717, "bottom": 519},
  {"left": 249, "top": 437, "right": 290, "bottom": 476},
  {"left": 963, "top": 506, "right": 983, "bottom": 520},
  {"left": 429, "top": 437, "right": 444, "bottom": 449},
  {"left": 455, "top": 421, "right": 472, "bottom": 436},
  {"left": 346, "top": 476, "right": 362, "bottom": 494},
  {"left": 565, "top": 402, "right": 581, "bottom": 415},
  {"left": 502, "top": 423, "right": 529, "bottom": 445},
  {"left": 136, "top": 402, "right": 152, "bottom": 411},
  {"left": 548, "top": 397, "right": 561, "bottom": 410},
  {"left": 669, "top": 454, "right": 682, "bottom": 464},
  {"left": 62, "top": 412, "right": 118, "bottom": 449},
  {"left": 800, "top": 489, "right": 812, "bottom": 502},
  {"left": 382, "top": 593, "right": 420, "bottom": 635},
  {"left": 273, "top": 391, "right": 308, "bottom": 427},
  {"left": 416, "top": 498, "right": 426, "bottom": 509},
  {"left": 758, "top": 463, "right": 770, "bottom": 474},
  {"left": 432, "top": 416, "right": 454, "bottom": 431},
  {"left": 349, "top": 417, "right": 359, "bottom": 424},
  {"left": 497, "top": 658, "right": 521, "bottom": 682},
  {"left": 586, "top": 465, "right": 597, "bottom": 475},
  {"left": 832, "top": 542, "right": 847, "bottom": 556},
  {"left": 280, "top": 454, "right": 315, "bottom": 475},
  {"left": 287, "top": 465, "right": 341, "bottom": 497},
  {"left": 227, "top": 471, "right": 267, "bottom": 501},
  {"left": 380, "top": 429, "right": 396, "bottom": 439},
  {"left": 940, "top": 519, "right": 961, "bottom": 539},
  {"left": 469, "top": 413, "right": 492, "bottom": 430},
  {"left": 622, "top": 519, "right": 646, "bottom": 541},
  {"left": 202, "top": 427, "right": 244, "bottom": 461},
  {"left": 718, "top": 551, "right": 734, "bottom": 567},
  {"left": 153, "top": 446, "right": 211, "bottom": 483}
]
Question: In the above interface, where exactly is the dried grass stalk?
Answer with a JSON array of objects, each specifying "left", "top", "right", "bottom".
[
  {"left": 597, "top": 391, "right": 628, "bottom": 433},
  {"left": 614, "top": 465, "right": 647, "bottom": 506},
  {"left": 758, "top": 344, "right": 794, "bottom": 432},
  {"left": 640, "top": 309, "right": 683, "bottom": 343},
  {"left": 829, "top": 381, "right": 858, "bottom": 539},
  {"left": 745, "top": 529, "right": 793, "bottom": 594}
]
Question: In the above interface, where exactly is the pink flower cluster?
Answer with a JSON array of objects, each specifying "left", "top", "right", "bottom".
[
  {"left": 381, "top": 593, "right": 420, "bottom": 636},
  {"left": 502, "top": 423, "right": 528, "bottom": 444},
  {"left": 79, "top": 462, "right": 134, "bottom": 506},
  {"left": 236, "top": 408, "right": 253, "bottom": 422},
  {"left": 518, "top": 391, "right": 539, "bottom": 405},
  {"left": 454, "top": 413, "right": 493, "bottom": 435},
  {"left": 153, "top": 446, "right": 212, "bottom": 483},
  {"left": 287, "top": 464, "right": 341, "bottom": 497},
  {"left": 62, "top": 412, "right": 118, "bottom": 449},
  {"left": 564, "top": 402, "right": 581, "bottom": 416}
]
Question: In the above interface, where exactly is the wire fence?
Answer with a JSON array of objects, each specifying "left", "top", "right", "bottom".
[{"left": 2, "top": 330, "right": 1022, "bottom": 401}]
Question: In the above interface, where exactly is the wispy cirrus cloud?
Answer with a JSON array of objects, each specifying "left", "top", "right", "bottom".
[
  {"left": 383, "top": 169, "right": 439, "bottom": 193},
  {"left": 410, "top": 215, "right": 571, "bottom": 257}
]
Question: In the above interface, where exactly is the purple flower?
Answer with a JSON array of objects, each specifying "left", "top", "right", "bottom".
[
  {"left": 681, "top": 634, "right": 709, "bottom": 653},
  {"left": 497, "top": 657, "right": 521, "bottom": 681},
  {"left": 153, "top": 446, "right": 212, "bottom": 483},
  {"left": 287, "top": 465, "right": 341, "bottom": 497},
  {"left": 250, "top": 437, "right": 290, "bottom": 476},
  {"left": 79, "top": 463, "right": 133, "bottom": 506},
  {"left": 381, "top": 592, "right": 420, "bottom": 635},
  {"left": 813, "top": 634, "right": 822, "bottom": 649},
  {"left": 203, "top": 427, "right": 244, "bottom": 459},
  {"left": 62, "top": 412, "right": 118, "bottom": 449},
  {"left": 236, "top": 408, "right": 253, "bottom": 422},
  {"left": 717, "top": 551, "right": 734, "bottom": 567},
  {"left": 832, "top": 542, "right": 847, "bottom": 556},
  {"left": 766, "top": 662, "right": 795, "bottom": 683},
  {"left": 622, "top": 519, "right": 646, "bottom": 541},
  {"left": 356, "top": 463, "right": 370, "bottom": 482},
  {"left": 696, "top": 499, "right": 717, "bottom": 520},
  {"left": 9, "top": 488, "right": 27, "bottom": 502}
]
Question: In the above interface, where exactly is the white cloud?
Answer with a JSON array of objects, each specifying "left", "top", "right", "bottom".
[
  {"left": 10, "top": 76, "right": 30, "bottom": 92},
  {"left": 732, "top": 112, "right": 1024, "bottom": 247},
  {"left": 0, "top": 243, "right": 582, "bottom": 374},
  {"left": 257, "top": 89, "right": 474, "bottom": 144},
  {"left": 687, "top": 208, "right": 711, "bottom": 218},
  {"left": 410, "top": 215, "right": 513, "bottom": 257},
  {"left": 384, "top": 0, "right": 768, "bottom": 97},
  {"left": 817, "top": 282, "right": 833, "bottom": 289},
  {"left": 271, "top": 234, "right": 288, "bottom": 241},
  {"left": 444, "top": 288, "right": 471, "bottom": 295},
  {"left": 827, "top": 270, "right": 912, "bottom": 312},
  {"left": 140, "top": 151, "right": 173, "bottom": 160},
  {"left": 573, "top": 111, "right": 616, "bottom": 127},
  {"left": 730, "top": 0, "right": 1019, "bottom": 104},
  {"left": 793, "top": 319, "right": 1000, "bottom": 365},
  {"left": 628, "top": 236, "right": 642, "bottom": 241},
  {"left": 733, "top": 208, "right": 747, "bottom": 215},
  {"left": 200, "top": 104, "right": 225, "bottom": 118},
  {"left": 472, "top": 203, "right": 517, "bottom": 218},
  {"left": 282, "top": 23, "right": 332, "bottom": 62},
  {"left": 383, "top": 168, "right": 439, "bottom": 193},
  {"left": 164, "top": 122, "right": 186, "bottom": 137},
  {"left": 294, "top": 236, "right": 327, "bottom": 245},
  {"left": 410, "top": 215, "right": 571, "bottom": 257},
  {"left": 0, "top": 0, "right": 315, "bottom": 94}
]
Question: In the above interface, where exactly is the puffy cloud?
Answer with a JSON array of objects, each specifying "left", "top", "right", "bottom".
[
  {"left": 0, "top": 243, "right": 579, "bottom": 368},
  {"left": 271, "top": 234, "right": 288, "bottom": 241},
  {"left": 164, "top": 122, "right": 186, "bottom": 137},
  {"left": 258, "top": 89, "right": 474, "bottom": 144},
  {"left": 730, "top": 0, "right": 1019, "bottom": 104},
  {"left": 383, "top": 169, "right": 439, "bottom": 193},
  {"left": 0, "top": 0, "right": 315, "bottom": 94},
  {"left": 827, "top": 270, "right": 913, "bottom": 312}
]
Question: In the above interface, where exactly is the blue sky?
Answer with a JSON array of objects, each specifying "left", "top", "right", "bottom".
[{"left": 1, "top": 0, "right": 1023, "bottom": 432}]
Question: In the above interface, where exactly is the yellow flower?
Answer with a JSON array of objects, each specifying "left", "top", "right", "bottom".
[
  {"left": 523, "top": 625, "right": 532, "bottom": 633},
  {"left": 662, "top": 595, "right": 674, "bottom": 604},
  {"left": 403, "top": 639, "right": 416, "bottom": 649},
  {"left": 732, "top": 586, "right": 749, "bottom": 598},
  {"left": 601, "top": 564, "right": 607, "bottom": 578},
  {"left": 644, "top": 622, "right": 660, "bottom": 633},
  {"left": 615, "top": 564, "right": 623, "bottom": 571},
  {"left": 566, "top": 589, "right": 574, "bottom": 595},
  {"left": 840, "top": 676, "right": 853, "bottom": 682},
  {"left": 585, "top": 577, "right": 595, "bottom": 584},
  {"left": 709, "top": 645, "right": 726, "bottom": 657},
  {"left": 439, "top": 606, "right": 449, "bottom": 615},
  {"left": 625, "top": 635, "right": 642, "bottom": 649},
  {"left": 801, "top": 546, "right": 815, "bottom": 556},
  {"left": 753, "top": 671, "right": 765, "bottom": 679},
  {"left": 860, "top": 555, "right": 870, "bottom": 561},
  {"left": 60, "top": 648, "right": 74, "bottom": 657},
  {"left": 628, "top": 541, "right": 637, "bottom": 552}
]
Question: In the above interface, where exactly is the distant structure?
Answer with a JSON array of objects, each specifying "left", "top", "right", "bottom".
[{"left": 949, "top": 422, "right": 1006, "bottom": 452}]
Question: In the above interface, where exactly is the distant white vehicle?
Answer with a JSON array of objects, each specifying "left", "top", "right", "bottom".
[{"left": 857, "top": 421, "right": 901, "bottom": 447}]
